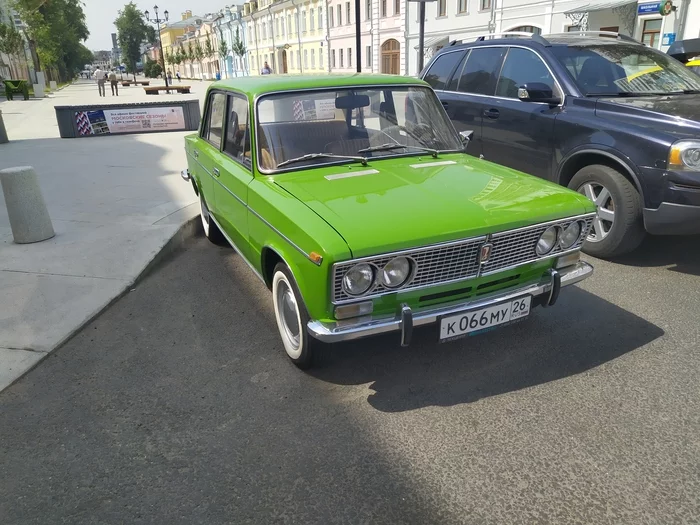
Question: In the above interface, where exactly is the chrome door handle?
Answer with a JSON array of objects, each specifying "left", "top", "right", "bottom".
[
  {"left": 213, "top": 167, "right": 220, "bottom": 177},
  {"left": 193, "top": 149, "right": 199, "bottom": 158}
]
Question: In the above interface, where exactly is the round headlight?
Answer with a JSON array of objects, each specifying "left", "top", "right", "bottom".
[
  {"left": 342, "top": 263, "right": 375, "bottom": 296},
  {"left": 560, "top": 221, "right": 582, "bottom": 249},
  {"left": 381, "top": 257, "right": 412, "bottom": 289},
  {"left": 536, "top": 226, "right": 559, "bottom": 255}
]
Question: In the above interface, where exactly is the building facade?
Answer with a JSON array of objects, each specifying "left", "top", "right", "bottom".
[
  {"left": 212, "top": 5, "right": 249, "bottom": 78},
  {"left": 326, "top": 0, "right": 406, "bottom": 74},
  {"left": 406, "top": 0, "right": 700, "bottom": 76},
  {"left": 242, "top": 0, "right": 327, "bottom": 76}
]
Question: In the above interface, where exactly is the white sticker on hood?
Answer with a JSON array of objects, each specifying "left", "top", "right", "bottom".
[{"left": 324, "top": 169, "right": 380, "bottom": 180}]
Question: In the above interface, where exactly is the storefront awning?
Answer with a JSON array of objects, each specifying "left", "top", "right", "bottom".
[
  {"left": 414, "top": 36, "right": 449, "bottom": 50},
  {"left": 564, "top": 0, "right": 635, "bottom": 15}
]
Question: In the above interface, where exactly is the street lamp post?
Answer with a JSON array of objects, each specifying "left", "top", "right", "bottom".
[{"left": 144, "top": 5, "right": 169, "bottom": 90}]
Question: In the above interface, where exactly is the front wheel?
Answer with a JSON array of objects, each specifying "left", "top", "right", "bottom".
[
  {"left": 568, "top": 164, "right": 646, "bottom": 258},
  {"left": 272, "top": 263, "right": 318, "bottom": 369}
]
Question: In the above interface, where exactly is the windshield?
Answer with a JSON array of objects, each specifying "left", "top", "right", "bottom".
[
  {"left": 551, "top": 43, "right": 700, "bottom": 96},
  {"left": 256, "top": 86, "right": 462, "bottom": 172}
]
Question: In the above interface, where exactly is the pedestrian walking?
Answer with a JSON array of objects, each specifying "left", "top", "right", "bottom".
[
  {"left": 176, "top": 71, "right": 181, "bottom": 82},
  {"left": 261, "top": 61, "right": 272, "bottom": 75},
  {"left": 167, "top": 70, "right": 173, "bottom": 85},
  {"left": 109, "top": 70, "right": 119, "bottom": 96},
  {"left": 93, "top": 67, "right": 106, "bottom": 97}
]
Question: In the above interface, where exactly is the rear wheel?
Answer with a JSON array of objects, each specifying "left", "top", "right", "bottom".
[
  {"left": 199, "top": 192, "right": 226, "bottom": 245},
  {"left": 568, "top": 164, "right": 646, "bottom": 258},
  {"left": 271, "top": 263, "right": 318, "bottom": 369}
]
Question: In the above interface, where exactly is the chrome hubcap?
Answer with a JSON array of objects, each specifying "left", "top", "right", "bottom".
[
  {"left": 276, "top": 280, "right": 300, "bottom": 348},
  {"left": 579, "top": 182, "right": 614, "bottom": 242}
]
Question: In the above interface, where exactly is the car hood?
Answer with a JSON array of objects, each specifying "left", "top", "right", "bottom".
[
  {"left": 596, "top": 94, "right": 700, "bottom": 132},
  {"left": 273, "top": 155, "right": 592, "bottom": 258}
]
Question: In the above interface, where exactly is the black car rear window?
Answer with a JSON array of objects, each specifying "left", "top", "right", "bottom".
[{"left": 423, "top": 51, "right": 465, "bottom": 91}]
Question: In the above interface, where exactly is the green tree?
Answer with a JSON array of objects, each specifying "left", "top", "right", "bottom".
[
  {"left": 0, "top": 17, "right": 25, "bottom": 78},
  {"left": 194, "top": 38, "right": 204, "bottom": 78},
  {"left": 13, "top": 0, "right": 90, "bottom": 81},
  {"left": 218, "top": 39, "right": 229, "bottom": 78},
  {"left": 187, "top": 41, "right": 194, "bottom": 63},
  {"left": 114, "top": 2, "right": 151, "bottom": 81},
  {"left": 231, "top": 28, "right": 247, "bottom": 75},
  {"left": 204, "top": 32, "right": 215, "bottom": 72}
]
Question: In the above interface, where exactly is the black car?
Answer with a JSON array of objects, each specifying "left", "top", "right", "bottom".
[{"left": 420, "top": 31, "right": 700, "bottom": 258}]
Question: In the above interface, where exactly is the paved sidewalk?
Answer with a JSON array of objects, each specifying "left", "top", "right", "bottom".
[{"left": 0, "top": 78, "right": 210, "bottom": 390}]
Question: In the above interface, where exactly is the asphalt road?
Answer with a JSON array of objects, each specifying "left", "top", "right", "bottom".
[{"left": 2, "top": 232, "right": 700, "bottom": 525}]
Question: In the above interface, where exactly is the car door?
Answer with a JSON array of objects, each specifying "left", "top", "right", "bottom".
[
  {"left": 480, "top": 46, "right": 561, "bottom": 180},
  {"left": 212, "top": 92, "right": 255, "bottom": 259},
  {"left": 196, "top": 91, "right": 227, "bottom": 215},
  {"left": 442, "top": 47, "right": 507, "bottom": 158}
]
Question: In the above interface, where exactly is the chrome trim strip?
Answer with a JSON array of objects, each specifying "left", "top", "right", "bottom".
[
  {"left": 208, "top": 214, "right": 266, "bottom": 285},
  {"left": 409, "top": 160, "right": 457, "bottom": 168},
  {"left": 325, "top": 169, "right": 379, "bottom": 180},
  {"left": 308, "top": 261, "right": 593, "bottom": 343},
  {"left": 186, "top": 151, "right": 321, "bottom": 266}
]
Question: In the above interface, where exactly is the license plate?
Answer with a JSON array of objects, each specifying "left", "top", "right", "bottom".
[{"left": 439, "top": 296, "right": 531, "bottom": 341}]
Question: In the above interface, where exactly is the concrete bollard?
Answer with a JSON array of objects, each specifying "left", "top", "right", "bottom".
[
  {"left": 0, "top": 110, "right": 8, "bottom": 144},
  {"left": 49, "top": 80, "right": 57, "bottom": 90},
  {"left": 0, "top": 166, "right": 55, "bottom": 244}
]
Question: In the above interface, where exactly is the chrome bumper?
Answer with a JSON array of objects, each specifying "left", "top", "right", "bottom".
[
  {"left": 181, "top": 169, "right": 191, "bottom": 182},
  {"left": 307, "top": 261, "right": 593, "bottom": 344}
]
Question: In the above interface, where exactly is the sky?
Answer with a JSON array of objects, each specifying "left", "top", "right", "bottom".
[{"left": 83, "top": 0, "right": 232, "bottom": 51}]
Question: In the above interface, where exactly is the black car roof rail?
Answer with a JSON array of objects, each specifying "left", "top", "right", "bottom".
[
  {"left": 544, "top": 31, "right": 641, "bottom": 44},
  {"left": 473, "top": 31, "right": 552, "bottom": 46}
]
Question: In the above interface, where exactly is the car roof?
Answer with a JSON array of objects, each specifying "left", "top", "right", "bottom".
[
  {"left": 210, "top": 73, "right": 429, "bottom": 97},
  {"left": 440, "top": 34, "right": 639, "bottom": 53}
]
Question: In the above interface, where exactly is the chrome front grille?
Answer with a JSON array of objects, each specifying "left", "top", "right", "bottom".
[{"left": 332, "top": 214, "right": 595, "bottom": 304}]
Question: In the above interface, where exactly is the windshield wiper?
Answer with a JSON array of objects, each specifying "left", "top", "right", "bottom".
[
  {"left": 357, "top": 143, "right": 439, "bottom": 158},
  {"left": 585, "top": 91, "right": 639, "bottom": 97},
  {"left": 276, "top": 153, "right": 368, "bottom": 169}
]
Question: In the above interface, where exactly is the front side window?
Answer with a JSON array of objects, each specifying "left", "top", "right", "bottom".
[
  {"left": 456, "top": 47, "right": 506, "bottom": 95},
  {"left": 550, "top": 43, "right": 700, "bottom": 95},
  {"left": 423, "top": 51, "right": 465, "bottom": 90},
  {"left": 496, "top": 47, "right": 556, "bottom": 98},
  {"left": 256, "top": 86, "right": 463, "bottom": 171},
  {"left": 224, "top": 94, "right": 251, "bottom": 166},
  {"left": 204, "top": 92, "right": 226, "bottom": 149}
]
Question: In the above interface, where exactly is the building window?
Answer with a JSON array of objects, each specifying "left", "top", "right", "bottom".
[
  {"left": 340, "top": 48, "right": 344, "bottom": 68},
  {"left": 346, "top": 2, "right": 351, "bottom": 24},
  {"left": 381, "top": 0, "right": 387, "bottom": 17},
  {"left": 566, "top": 25, "right": 580, "bottom": 32},
  {"left": 332, "top": 49, "right": 336, "bottom": 68},
  {"left": 304, "top": 49, "right": 309, "bottom": 68},
  {"left": 297, "top": 50, "right": 301, "bottom": 70},
  {"left": 641, "top": 19, "right": 661, "bottom": 47},
  {"left": 291, "top": 51, "right": 294, "bottom": 68},
  {"left": 319, "top": 47, "right": 323, "bottom": 68},
  {"left": 288, "top": 15, "right": 293, "bottom": 33},
  {"left": 311, "top": 49, "right": 316, "bottom": 68},
  {"left": 337, "top": 5, "right": 342, "bottom": 25},
  {"left": 348, "top": 48, "right": 352, "bottom": 68},
  {"left": 438, "top": 0, "right": 446, "bottom": 16},
  {"left": 310, "top": 8, "right": 315, "bottom": 30},
  {"left": 395, "top": 0, "right": 400, "bottom": 15},
  {"left": 366, "top": 45, "right": 372, "bottom": 69},
  {"left": 329, "top": 9, "right": 334, "bottom": 27},
  {"left": 366, "top": 0, "right": 371, "bottom": 19},
  {"left": 302, "top": 11, "right": 307, "bottom": 32},
  {"left": 262, "top": 23, "right": 266, "bottom": 40},
  {"left": 480, "top": 0, "right": 490, "bottom": 10},
  {"left": 458, "top": 0, "right": 467, "bottom": 13},
  {"left": 318, "top": 8, "right": 323, "bottom": 29},
  {"left": 507, "top": 25, "right": 542, "bottom": 34}
]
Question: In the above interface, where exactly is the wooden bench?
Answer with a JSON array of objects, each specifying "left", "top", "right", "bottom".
[
  {"left": 122, "top": 81, "right": 151, "bottom": 87},
  {"left": 144, "top": 85, "right": 191, "bottom": 95}
]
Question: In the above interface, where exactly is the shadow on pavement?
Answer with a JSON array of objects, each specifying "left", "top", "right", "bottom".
[
  {"left": 311, "top": 287, "right": 664, "bottom": 413},
  {"left": 607, "top": 234, "right": 700, "bottom": 276}
]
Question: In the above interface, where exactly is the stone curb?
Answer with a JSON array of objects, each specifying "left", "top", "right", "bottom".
[{"left": 0, "top": 216, "right": 202, "bottom": 393}]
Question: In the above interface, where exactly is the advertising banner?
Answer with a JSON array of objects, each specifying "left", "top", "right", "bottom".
[{"left": 74, "top": 107, "right": 186, "bottom": 135}]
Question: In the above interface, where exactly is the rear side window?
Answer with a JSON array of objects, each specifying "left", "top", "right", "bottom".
[
  {"left": 496, "top": 47, "right": 556, "bottom": 98},
  {"left": 456, "top": 47, "right": 506, "bottom": 96},
  {"left": 423, "top": 51, "right": 465, "bottom": 91}
]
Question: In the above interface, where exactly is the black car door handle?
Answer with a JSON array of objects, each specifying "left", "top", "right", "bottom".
[{"left": 483, "top": 108, "right": 500, "bottom": 119}]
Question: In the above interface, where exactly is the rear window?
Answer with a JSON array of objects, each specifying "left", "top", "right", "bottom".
[{"left": 423, "top": 51, "right": 465, "bottom": 91}]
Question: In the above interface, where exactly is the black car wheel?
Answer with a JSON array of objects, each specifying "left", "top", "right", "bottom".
[{"left": 569, "top": 164, "right": 646, "bottom": 258}]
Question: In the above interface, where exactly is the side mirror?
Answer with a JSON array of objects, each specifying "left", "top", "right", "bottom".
[
  {"left": 459, "top": 130, "right": 474, "bottom": 151},
  {"left": 518, "top": 82, "right": 561, "bottom": 105}
]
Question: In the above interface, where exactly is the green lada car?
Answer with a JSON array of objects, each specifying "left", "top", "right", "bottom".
[{"left": 182, "top": 74, "right": 596, "bottom": 368}]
